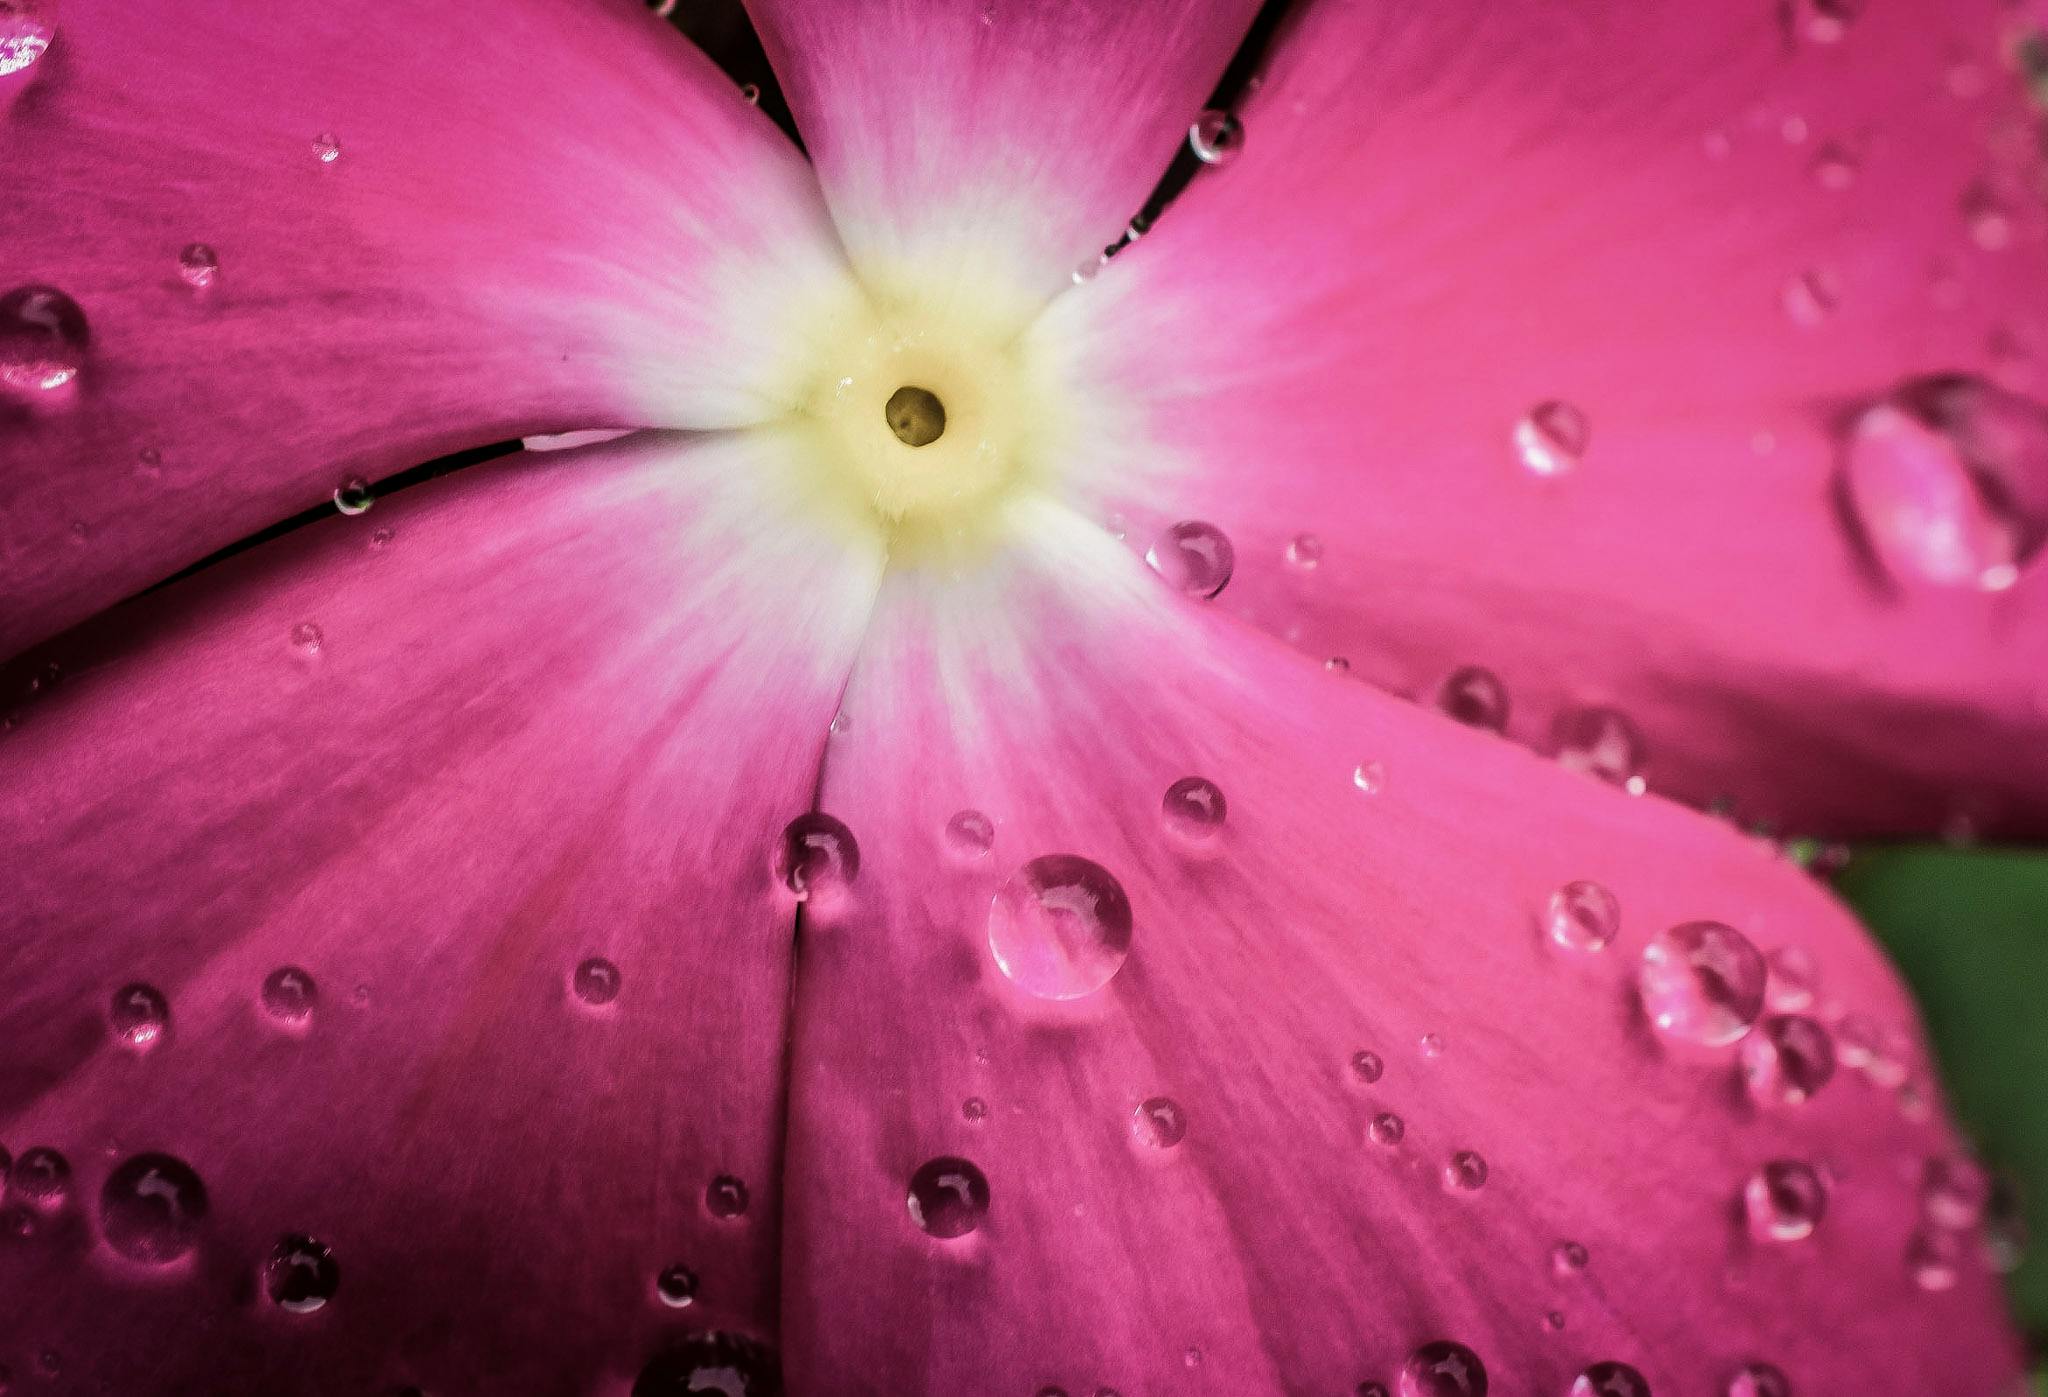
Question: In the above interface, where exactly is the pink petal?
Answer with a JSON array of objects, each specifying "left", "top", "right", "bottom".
[
  {"left": 0, "top": 0, "right": 847, "bottom": 660},
  {"left": 0, "top": 431, "right": 879, "bottom": 1392},
  {"left": 745, "top": 0, "right": 1262, "bottom": 312},
  {"left": 1037, "top": 0, "right": 2048, "bottom": 836},
  {"left": 781, "top": 506, "right": 2021, "bottom": 1392}
]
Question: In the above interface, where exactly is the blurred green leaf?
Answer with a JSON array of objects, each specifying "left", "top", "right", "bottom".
[{"left": 1840, "top": 845, "right": 2048, "bottom": 1348}]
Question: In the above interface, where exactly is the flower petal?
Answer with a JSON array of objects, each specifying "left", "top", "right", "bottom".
[
  {"left": 779, "top": 503, "right": 2021, "bottom": 1392},
  {"left": 743, "top": 0, "right": 1262, "bottom": 315},
  {"left": 0, "top": 432, "right": 879, "bottom": 1391},
  {"left": 1037, "top": 0, "right": 2048, "bottom": 837},
  {"left": 0, "top": 0, "right": 848, "bottom": 659}
]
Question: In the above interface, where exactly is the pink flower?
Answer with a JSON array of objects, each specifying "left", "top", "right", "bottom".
[{"left": 1, "top": 0, "right": 2042, "bottom": 1392}]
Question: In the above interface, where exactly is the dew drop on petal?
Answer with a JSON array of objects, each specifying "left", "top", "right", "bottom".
[
  {"left": 109, "top": 982, "right": 170, "bottom": 1050},
  {"left": 1781, "top": 267, "right": 1839, "bottom": 327},
  {"left": 1743, "top": 1159, "right": 1827, "bottom": 1242},
  {"left": 632, "top": 1333, "right": 781, "bottom": 1397},
  {"left": 1399, "top": 1340, "right": 1487, "bottom": 1397},
  {"left": 987, "top": 854, "right": 1133, "bottom": 1000},
  {"left": 1514, "top": 401, "right": 1590, "bottom": 477},
  {"left": 174, "top": 242, "right": 220, "bottom": 290},
  {"left": 1418, "top": 1032, "right": 1444, "bottom": 1059},
  {"left": 1810, "top": 142, "right": 1859, "bottom": 190},
  {"left": 260, "top": 966, "right": 318, "bottom": 1025},
  {"left": 1368, "top": 1112, "right": 1406, "bottom": 1147},
  {"left": 1786, "top": 0, "right": 1859, "bottom": 43},
  {"left": 1740, "top": 1014, "right": 1835, "bottom": 1106},
  {"left": 1349, "top": 1049, "right": 1384, "bottom": 1084},
  {"left": 944, "top": 810, "right": 995, "bottom": 861},
  {"left": 1189, "top": 109, "right": 1243, "bottom": 165},
  {"left": 1569, "top": 1363, "right": 1650, "bottom": 1397},
  {"left": 12, "top": 1147, "right": 69, "bottom": 1209},
  {"left": 1284, "top": 532, "right": 1323, "bottom": 569},
  {"left": 1906, "top": 1225, "right": 1966, "bottom": 1291},
  {"left": 571, "top": 956, "right": 621, "bottom": 1007},
  {"left": 290, "top": 621, "right": 324, "bottom": 654},
  {"left": 313, "top": 132, "right": 342, "bottom": 163},
  {"left": 1130, "top": 1096, "right": 1187, "bottom": 1150},
  {"left": 907, "top": 1156, "right": 989, "bottom": 1238},
  {"left": 738, "top": 81, "right": 760, "bottom": 105},
  {"left": 0, "top": 285, "right": 89, "bottom": 393},
  {"left": 1722, "top": 1363, "right": 1791, "bottom": 1397},
  {"left": 333, "top": 477, "right": 373, "bottom": 515},
  {"left": 1550, "top": 707, "right": 1645, "bottom": 787},
  {"left": 1638, "top": 920, "right": 1766, "bottom": 1047},
  {"left": 1921, "top": 1154, "right": 1990, "bottom": 1229},
  {"left": 1550, "top": 1240, "right": 1589, "bottom": 1276},
  {"left": 1352, "top": 759, "right": 1386, "bottom": 794},
  {"left": 961, "top": 1096, "right": 987, "bottom": 1122},
  {"left": 705, "top": 1174, "right": 749, "bottom": 1220},
  {"left": 1161, "top": 776, "right": 1226, "bottom": 842},
  {"left": 1764, "top": 946, "right": 1817, "bottom": 1011},
  {"left": 1438, "top": 666, "right": 1509, "bottom": 734},
  {"left": 1443, "top": 1150, "right": 1488, "bottom": 1192},
  {"left": 1146, "top": 520, "right": 1234, "bottom": 598},
  {"left": 100, "top": 1154, "right": 207, "bottom": 1264},
  {"left": 773, "top": 812, "right": 859, "bottom": 900},
  {"left": 263, "top": 1234, "right": 339, "bottom": 1312},
  {"left": 0, "top": 0, "right": 53, "bottom": 76},
  {"left": 1545, "top": 880, "right": 1620, "bottom": 954},
  {"left": 654, "top": 1263, "right": 698, "bottom": 1308}
]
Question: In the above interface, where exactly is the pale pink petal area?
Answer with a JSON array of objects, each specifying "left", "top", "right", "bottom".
[
  {"left": 0, "top": 432, "right": 881, "bottom": 1392},
  {"left": 1036, "top": 0, "right": 2048, "bottom": 837},
  {"left": 780, "top": 503, "right": 2020, "bottom": 1393},
  {"left": 743, "top": 0, "right": 1262, "bottom": 314},
  {"left": 0, "top": 0, "right": 851, "bottom": 660}
]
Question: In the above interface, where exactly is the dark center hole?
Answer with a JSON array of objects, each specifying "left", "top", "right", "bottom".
[{"left": 885, "top": 386, "right": 946, "bottom": 448}]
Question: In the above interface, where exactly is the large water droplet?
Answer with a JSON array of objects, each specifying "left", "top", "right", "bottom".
[
  {"left": 571, "top": 956, "right": 621, "bottom": 1007},
  {"left": 1550, "top": 707, "right": 1645, "bottom": 788},
  {"left": 1743, "top": 1159, "right": 1827, "bottom": 1242},
  {"left": 1546, "top": 880, "right": 1620, "bottom": 954},
  {"left": 0, "top": 0, "right": 53, "bottom": 77},
  {"left": 1130, "top": 1096, "right": 1187, "bottom": 1150},
  {"left": 12, "top": 1147, "right": 68, "bottom": 1209},
  {"left": 1638, "top": 921, "right": 1766, "bottom": 1046},
  {"left": 1514, "top": 401, "right": 1590, "bottom": 477},
  {"left": 1722, "top": 1363, "right": 1791, "bottom": 1397},
  {"left": 655, "top": 1263, "right": 698, "bottom": 1308},
  {"left": 1161, "top": 776, "right": 1226, "bottom": 843},
  {"left": 1399, "top": 1340, "right": 1487, "bottom": 1397},
  {"left": 705, "top": 1174, "right": 749, "bottom": 1219},
  {"left": 260, "top": 966, "right": 318, "bottom": 1025},
  {"left": 1740, "top": 1014, "right": 1835, "bottom": 1106},
  {"left": 907, "top": 1156, "right": 989, "bottom": 1238},
  {"left": 1438, "top": 667, "right": 1509, "bottom": 733},
  {"left": 987, "top": 854, "right": 1133, "bottom": 1000},
  {"left": 632, "top": 1333, "right": 782, "bottom": 1397},
  {"left": 100, "top": 1154, "right": 208, "bottom": 1263},
  {"left": 109, "top": 982, "right": 170, "bottom": 1050},
  {"left": 1570, "top": 1364, "right": 1649, "bottom": 1397},
  {"left": 265, "top": 1234, "right": 338, "bottom": 1311},
  {"left": 1146, "top": 520, "right": 1235, "bottom": 598},
  {"left": 0, "top": 286, "right": 89, "bottom": 393},
  {"left": 945, "top": 809, "right": 994, "bottom": 860},
  {"left": 773, "top": 812, "right": 859, "bottom": 900},
  {"left": 1189, "top": 109, "right": 1243, "bottom": 166}
]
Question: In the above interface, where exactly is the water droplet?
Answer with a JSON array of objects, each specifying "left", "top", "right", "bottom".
[
  {"left": 1965, "top": 187, "right": 2013, "bottom": 252},
  {"left": 1161, "top": 776, "right": 1226, "bottom": 842},
  {"left": 1368, "top": 1112, "right": 1406, "bottom": 1146},
  {"left": 0, "top": 285, "right": 89, "bottom": 393},
  {"left": 1810, "top": 142, "right": 1859, "bottom": 190},
  {"left": 1399, "top": 1340, "right": 1487, "bottom": 1397},
  {"left": 1782, "top": 267, "right": 1839, "bottom": 327},
  {"left": 1418, "top": 1032, "right": 1444, "bottom": 1059},
  {"left": 738, "top": 82, "right": 760, "bottom": 105},
  {"left": 1349, "top": 1049, "right": 1384, "bottom": 1084},
  {"left": 290, "top": 621, "right": 324, "bottom": 654},
  {"left": 368, "top": 525, "right": 395, "bottom": 550},
  {"left": 1514, "top": 401, "right": 1590, "bottom": 477},
  {"left": 135, "top": 446, "right": 162, "bottom": 476},
  {"left": 632, "top": 1333, "right": 782, "bottom": 1397},
  {"left": 1542, "top": 1310, "right": 1566, "bottom": 1332},
  {"left": 12, "top": 1147, "right": 68, "bottom": 1208},
  {"left": 1638, "top": 920, "right": 1767, "bottom": 1046},
  {"left": 1285, "top": 533, "right": 1323, "bottom": 569},
  {"left": 333, "top": 477, "right": 373, "bottom": 515},
  {"left": 705, "top": 1174, "right": 749, "bottom": 1219},
  {"left": 0, "top": 0, "right": 53, "bottom": 76},
  {"left": 100, "top": 1154, "right": 208, "bottom": 1263},
  {"left": 263, "top": 1233, "right": 339, "bottom": 1312},
  {"left": 1130, "top": 1096, "right": 1187, "bottom": 1150},
  {"left": 1921, "top": 1154, "right": 1990, "bottom": 1229},
  {"left": 1182, "top": 1347, "right": 1204, "bottom": 1369},
  {"left": 773, "top": 812, "right": 859, "bottom": 900},
  {"left": 1358, "top": 1385, "right": 1392, "bottom": 1397},
  {"left": 568, "top": 956, "right": 621, "bottom": 1008},
  {"left": 1189, "top": 109, "right": 1243, "bottom": 165},
  {"left": 945, "top": 809, "right": 994, "bottom": 859},
  {"left": 1722, "top": 1362, "right": 1791, "bottom": 1397},
  {"left": 1782, "top": 0, "right": 1859, "bottom": 45},
  {"left": 654, "top": 1263, "right": 698, "bottom": 1308},
  {"left": 907, "top": 1156, "right": 989, "bottom": 1238},
  {"left": 1906, "top": 1225, "right": 1965, "bottom": 1291},
  {"left": 1545, "top": 880, "right": 1620, "bottom": 954},
  {"left": 1739, "top": 1014, "right": 1835, "bottom": 1106},
  {"left": 171, "top": 242, "right": 222, "bottom": 292},
  {"left": 1550, "top": 707, "right": 1645, "bottom": 786},
  {"left": 987, "top": 854, "right": 1133, "bottom": 1000},
  {"left": 1743, "top": 1159, "right": 1827, "bottom": 1241},
  {"left": 1550, "top": 1240, "right": 1589, "bottom": 1276},
  {"left": 1570, "top": 1363, "right": 1650, "bottom": 1397},
  {"left": 313, "top": 132, "right": 342, "bottom": 163},
  {"left": 1764, "top": 946, "right": 1817, "bottom": 1011},
  {"left": 260, "top": 966, "right": 318, "bottom": 1025},
  {"left": 1146, "top": 520, "right": 1234, "bottom": 598},
  {"left": 961, "top": 1096, "right": 987, "bottom": 1122},
  {"left": 109, "top": 982, "right": 170, "bottom": 1049},
  {"left": 1352, "top": 760, "right": 1386, "bottom": 795},
  {"left": 1438, "top": 666, "right": 1509, "bottom": 733},
  {"left": 1325, "top": 656, "right": 1351, "bottom": 673},
  {"left": 1443, "top": 1150, "right": 1489, "bottom": 1192}
]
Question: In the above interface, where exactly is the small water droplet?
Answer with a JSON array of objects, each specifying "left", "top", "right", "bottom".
[
  {"left": 1569, "top": 1363, "right": 1650, "bottom": 1397},
  {"left": 1368, "top": 1112, "right": 1406, "bottom": 1146},
  {"left": 1906, "top": 1225, "right": 1966, "bottom": 1291},
  {"left": 1545, "top": 880, "right": 1620, "bottom": 954},
  {"left": 1514, "top": 401, "right": 1590, "bottom": 477},
  {"left": 1358, "top": 1384, "right": 1392, "bottom": 1397},
  {"left": 1782, "top": 267, "right": 1839, "bottom": 327},
  {"left": 705, "top": 1174, "right": 749, "bottom": 1219},
  {"left": 1740, "top": 1014, "right": 1835, "bottom": 1106},
  {"left": 1130, "top": 1096, "right": 1187, "bottom": 1150},
  {"left": 1182, "top": 1348, "right": 1203, "bottom": 1370},
  {"left": 313, "top": 132, "right": 342, "bottom": 163},
  {"left": 265, "top": 1234, "right": 339, "bottom": 1311},
  {"left": 1438, "top": 666, "right": 1509, "bottom": 733},
  {"left": 1352, "top": 759, "right": 1386, "bottom": 794},
  {"left": 1189, "top": 109, "right": 1243, "bottom": 166},
  {"left": 109, "top": 982, "right": 170, "bottom": 1050},
  {"left": 171, "top": 243, "right": 222, "bottom": 293},
  {"left": 1399, "top": 1340, "right": 1487, "bottom": 1397},
  {"left": 135, "top": 446, "right": 162, "bottom": 476},
  {"left": 1349, "top": 1049, "right": 1384, "bottom": 1084},
  {"left": 944, "top": 809, "right": 994, "bottom": 859},
  {"left": 260, "top": 966, "right": 318, "bottom": 1025},
  {"left": 1810, "top": 142, "right": 1859, "bottom": 190},
  {"left": 333, "top": 477, "right": 373, "bottom": 515},
  {"left": 0, "top": 285, "right": 89, "bottom": 393},
  {"left": 1638, "top": 920, "right": 1767, "bottom": 1046},
  {"left": 100, "top": 1154, "right": 208, "bottom": 1263},
  {"left": 1160, "top": 776, "right": 1226, "bottom": 842},
  {"left": 12, "top": 1147, "right": 69, "bottom": 1209},
  {"left": 632, "top": 1333, "right": 781, "bottom": 1397},
  {"left": 961, "top": 1096, "right": 987, "bottom": 1122},
  {"left": 1146, "top": 520, "right": 1234, "bottom": 598},
  {"left": 1743, "top": 1159, "right": 1827, "bottom": 1242},
  {"left": 1722, "top": 1362, "right": 1791, "bottom": 1397},
  {"left": 1418, "top": 1032, "right": 1444, "bottom": 1059},
  {"left": 1921, "top": 1154, "right": 1991, "bottom": 1229},
  {"left": 1285, "top": 533, "right": 1323, "bottom": 569},
  {"left": 1764, "top": 946, "right": 1817, "bottom": 1011},
  {"left": 1965, "top": 187, "right": 2013, "bottom": 252},
  {"left": 654, "top": 1263, "right": 698, "bottom": 1308},
  {"left": 738, "top": 82, "right": 760, "bottom": 105},
  {"left": 907, "top": 1156, "right": 988, "bottom": 1238},
  {"left": 571, "top": 956, "right": 621, "bottom": 1007},
  {"left": 773, "top": 812, "right": 859, "bottom": 900},
  {"left": 1550, "top": 1240, "right": 1589, "bottom": 1276},
  {"left": 369, "top": 526, "right": 395, "bottom": 551},
  {"left": 1782, "top": 0, "right": 1859, "bottom": 45},
  {"left": 0, "top": 0, "right": 54, "bottom": 76},
  {"left": 987, "top": 854, "right": 1133, "bottom": 1000},
  {"left": 290, "top": 621, "right": 324, "bottom": 654},
  {"left": 1550, "top": 707, "right": 1645, "bottom": 786},
  {"left": 1443, "top": 1150, "right": 1489, "bottom": 1192},
  {"left": 1071, "top": 256, "right": 1103, "bottom": 286}
]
